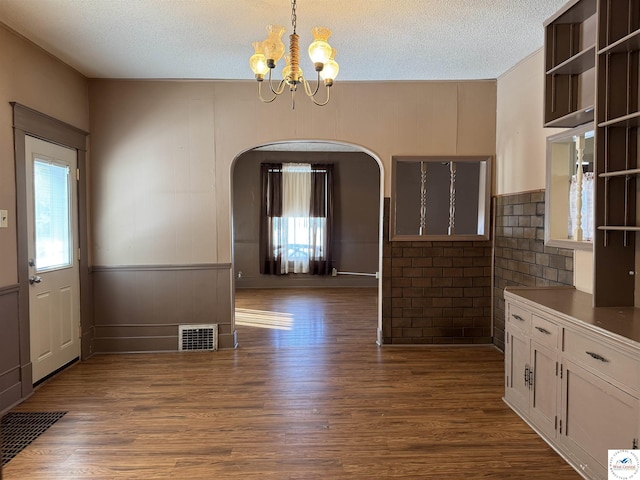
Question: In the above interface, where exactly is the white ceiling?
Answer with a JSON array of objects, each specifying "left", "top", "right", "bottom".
[{"left": 0, "top": 0, "right": 568, "bottom": 81}]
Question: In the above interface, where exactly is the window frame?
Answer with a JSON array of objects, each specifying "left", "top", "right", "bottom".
[
  {"left": 389, "top": 155, "right": 492, "bottom": 241},
  {"left": 544, "top": 123, "right": 594, "bottom": 252}
]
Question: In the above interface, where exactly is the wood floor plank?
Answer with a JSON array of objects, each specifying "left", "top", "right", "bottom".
[{"left": 2, "top": 288, "right": 580, "bottom": 479}]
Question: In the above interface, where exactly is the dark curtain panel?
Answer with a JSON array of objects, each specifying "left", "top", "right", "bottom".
[
  {"left": 309, "top": 164, "right": 334, "bottom": 275},
  {"left": 259, "top": 163, "right": 283, "bottom": 274}
]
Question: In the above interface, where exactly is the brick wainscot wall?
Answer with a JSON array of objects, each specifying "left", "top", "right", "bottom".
[
  {"left": 381, "top": 199, "right": 492, "bottom": 345},
  {"left": 381, "top": 191, "right": 575, "bottom": 348},
  {"left": 492, "top": 190, "right": 574, "bottom": 351}
]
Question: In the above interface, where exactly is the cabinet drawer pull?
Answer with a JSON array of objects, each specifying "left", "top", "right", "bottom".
[
  {"left": 512, "top": 314, "right": 524, "bottom": 322},
  {"left": 586, "top": 351, "right": 609, "bottom": 363},
  {"left": 535, "top": 326, "right": 551, "bottom": 335}
]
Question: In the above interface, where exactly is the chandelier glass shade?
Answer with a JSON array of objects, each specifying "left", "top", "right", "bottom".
[{"left": 249, "top": 0, "right": 339, "bottom": 108}]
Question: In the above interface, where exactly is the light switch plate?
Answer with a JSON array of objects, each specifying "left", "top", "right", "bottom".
[{"left": 0, "top": 210, "right": 8, "bottom": 228}]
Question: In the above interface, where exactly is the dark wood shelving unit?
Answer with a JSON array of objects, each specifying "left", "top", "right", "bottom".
[
  {"left": 594, "top": 0, "right": 640, "bottom": 307},
  {"left": 544, "top": 0, "right": 597, "bottom": 127},
  {"left": 544, "top": 0, "right": 640, "bottom": 306}
]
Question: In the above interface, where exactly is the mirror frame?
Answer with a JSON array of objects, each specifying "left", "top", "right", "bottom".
[{"left": 390, "top": 155, "right": 492, "bottom": 241}]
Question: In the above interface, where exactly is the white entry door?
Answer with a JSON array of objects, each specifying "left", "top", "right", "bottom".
[{"left": 25, "top": 135, "right": 80, "bottom": 383}]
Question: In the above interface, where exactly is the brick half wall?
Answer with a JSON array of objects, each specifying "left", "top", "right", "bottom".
[
  {"left": 382, "top": 199, "right": 492, "bottom": 345},
  {"left": 492, "top": 190, "right": 574, "bottom": 351}
]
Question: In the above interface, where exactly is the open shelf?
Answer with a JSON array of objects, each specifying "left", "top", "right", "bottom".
[
  {"left": 599, "top": 29, "right": 640, "bottom": 54},
  {"left": 543, "top": 0, "right": 597, "bottom": 128},
  {"left": 598, "top": 0, "right": 640, "bottom": 51},
  {"left": 546, "top": 106, "right": 594, "bottom": 128},
  {"left": 547, "top": 45, "right": 596, "bottom": 75},
  {"left": 597, "top": 226, "right": 640, "bottom": 231},
  {"left": 598, "top": 111, "right": 640, "bottom": 128},
  {"left": 545, "top": 0, "right": 596, "bottom": 26},
  {"left": 599, "top": 168, "right": 640, "bottom": 178}
]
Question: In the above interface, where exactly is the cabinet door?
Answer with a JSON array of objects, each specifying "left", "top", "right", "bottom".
[
  {"left": 505, "top": 328, "right": 530, "bottom": 415},
  {"left": 560, "top": 359, "right": 639, "bottom": 479},
  {"left": 529, "top": 340, "right": 558, "bottom": 440}
]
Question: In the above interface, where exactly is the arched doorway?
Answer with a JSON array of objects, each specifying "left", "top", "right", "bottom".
[{"left": 230, "top": 140, "right": 384, "bottom": 346}]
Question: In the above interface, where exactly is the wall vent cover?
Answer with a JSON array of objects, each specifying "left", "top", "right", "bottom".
[{"left": 178, "top": 324, "right": 218, "bottom": 351}]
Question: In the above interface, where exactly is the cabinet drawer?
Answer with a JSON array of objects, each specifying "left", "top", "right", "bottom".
[
  {"left": 507, "top": 303, "right": 531, "bottom": 333},
  {"left": 531, "top": 314, "right": 558, "bottom": 349},
  {"left": 563, "top": 329, "right": 640, "bottom": 392}
]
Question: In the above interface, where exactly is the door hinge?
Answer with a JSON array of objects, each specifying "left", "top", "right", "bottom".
[
  {"left": 78, "top": 247, "right": 81, "bottom": 261},
  {"left": 76, "top": 168, "right": 80, "bottom": 181},
  {"left": 554, "top": 416, "right": 557, "bottom": 431},
  {"left": 560, "top": 364, "right": 563, "bottom": 379},
  {"left": 559, "top": 419, "right": 562, "bottom": 434},
  {"left": 555, "top": 361, "right": 558, "bottom": 376}
]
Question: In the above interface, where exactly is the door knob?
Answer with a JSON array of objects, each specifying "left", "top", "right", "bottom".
[
  {"left": 28, "top": 258, "right": 36, "bottom": 267},
  {"left": 29, "top": 275, "right": 42, "bottom": 285}
]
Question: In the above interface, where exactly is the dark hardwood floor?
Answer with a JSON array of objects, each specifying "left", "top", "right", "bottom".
[{"left": 2, "top": 288, "right": 580, "bottom": 479}]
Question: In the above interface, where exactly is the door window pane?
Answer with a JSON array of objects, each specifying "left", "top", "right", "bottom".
[{"left": 34, "top": 159, "right": 72, "bottom": 271}]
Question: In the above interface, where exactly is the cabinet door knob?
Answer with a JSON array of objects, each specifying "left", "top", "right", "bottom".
[
  {"left": 512, "top": 314, "right": 524, "bottom": 322},
  {"left": 586, "top": 351, "right": 609, "bottom": 363},
  {"left": 535, "top": 326, "right": 551, "bottom": 335}
]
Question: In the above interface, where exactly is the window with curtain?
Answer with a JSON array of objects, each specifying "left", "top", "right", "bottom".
[{"left": 260, "top": 162, "right": 333, "bottom": 275}]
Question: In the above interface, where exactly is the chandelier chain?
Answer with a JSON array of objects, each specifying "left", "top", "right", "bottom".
[{"left": 291, "top": 0, "right": 297, "bottom": 33}]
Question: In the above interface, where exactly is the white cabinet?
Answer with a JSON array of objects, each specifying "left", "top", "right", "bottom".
[
  {"left": 504, "top": 302, "right": 531, "bottom": 414},
  {"left": 504, "top": 287, "right": 640, "bottom": 480},
  {"left": 504, "top": 303, "right": 560, "bottom": 440},
  {"left": 560, "top": 359, "right": 639, "bottom": 479},
  {"left": 529, "top": 336, "right": 558, "bottom": 440}
]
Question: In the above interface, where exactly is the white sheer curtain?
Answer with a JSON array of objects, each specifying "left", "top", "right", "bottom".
[
  {"left": 568, "top": 172, "right": 594, "bottom": 241},
  {"left": 280, "top": 163, "right": 311, "bottom": 273}
]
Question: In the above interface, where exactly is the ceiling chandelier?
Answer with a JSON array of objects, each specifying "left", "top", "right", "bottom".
[{"left": 249, "top": 0, "right": 339, "bottom": 108}]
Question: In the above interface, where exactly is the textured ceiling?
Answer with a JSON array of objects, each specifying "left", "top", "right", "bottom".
[{"left": 0, "top": 0, "right": 568, "bottom": 81}]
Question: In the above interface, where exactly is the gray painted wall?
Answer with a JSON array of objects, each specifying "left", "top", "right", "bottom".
[
  {"left": 233, "top": 150, "right": 380, "bottom": 288},
  {"left": 0, "top": 286, "right": 21, "bottom": 412},
  {"left": 92, "top": 264, "right": 234, "bottom": 352}
]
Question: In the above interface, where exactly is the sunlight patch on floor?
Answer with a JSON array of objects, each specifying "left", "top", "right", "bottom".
[{"left": 235, "top": 308, "right": 294, "bottom": 330}]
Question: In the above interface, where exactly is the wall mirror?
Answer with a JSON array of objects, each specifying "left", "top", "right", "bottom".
[
  {"left": 390, "top": 156, "right": 492, "bottom": 241},
  {"left": 545, "top": 124, "right": 594, "bottom": 250}
]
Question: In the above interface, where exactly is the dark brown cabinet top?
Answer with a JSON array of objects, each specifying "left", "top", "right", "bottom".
[{"left": 505, "top": 286, "right": 640, "bottom": 346}]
